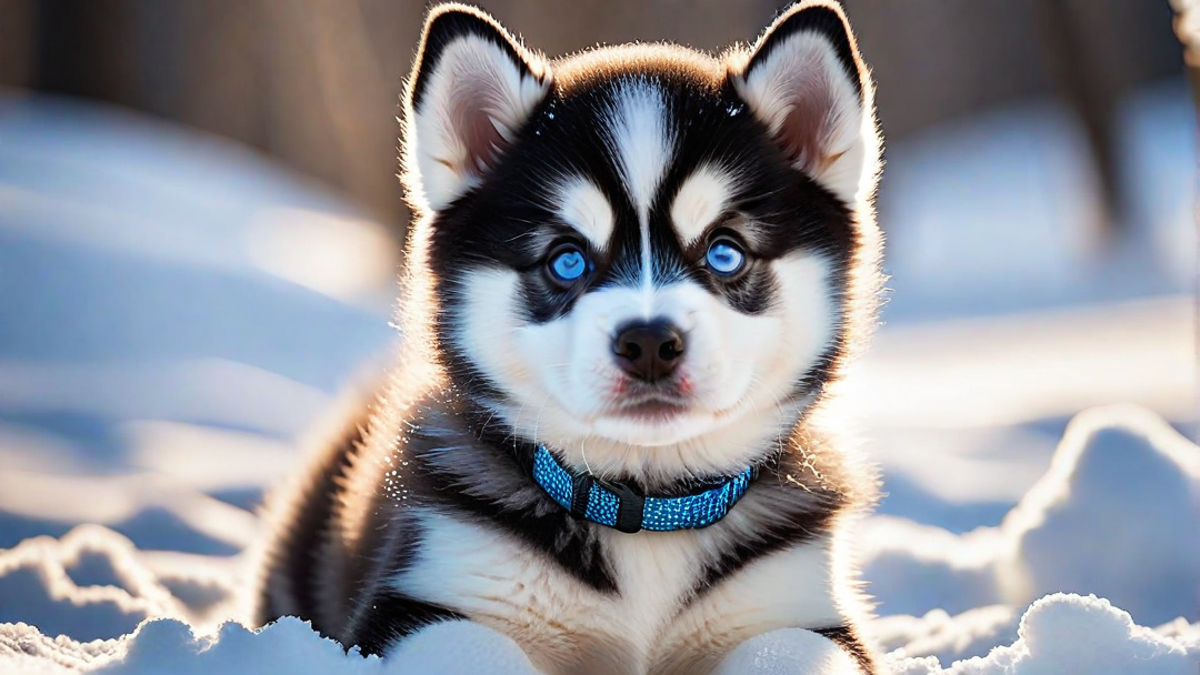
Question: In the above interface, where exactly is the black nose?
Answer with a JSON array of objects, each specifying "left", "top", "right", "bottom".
[{"left": 612, "top": 320, "right": 685, "bottom": 382}]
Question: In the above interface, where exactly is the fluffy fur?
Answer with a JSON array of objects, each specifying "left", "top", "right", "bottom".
[{"left": 254, "top": 2, "right": 885, "bottom": 674}]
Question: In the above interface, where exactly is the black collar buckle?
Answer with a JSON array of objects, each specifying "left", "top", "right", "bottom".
[{"left": 594, "top": 478, "right": 646, "bottom": 534}]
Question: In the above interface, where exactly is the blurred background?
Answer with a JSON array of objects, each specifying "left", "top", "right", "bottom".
[{"left": 0, "top": 0, "right": 1196, "bottom": 652}]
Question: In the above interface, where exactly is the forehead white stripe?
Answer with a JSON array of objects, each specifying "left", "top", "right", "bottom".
[
  {"left": 605, "top": 80, "right": 674, "bottom": 215},
  {"left": 670, "top": 164, "right": 738, "bottom": 246},
  {"left": 604, "top": 80, "right": 675, "bottom": 310},
  {"left": 552, "top": 176, "right": 614, "bottom": 248}
]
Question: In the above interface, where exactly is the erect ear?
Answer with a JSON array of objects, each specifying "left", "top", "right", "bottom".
[
  {"left": 730, "top": 1, "right": 878, "bottom": 205},
  {"left": 402, "top": 4, "right": 551, "bottom": 211}
]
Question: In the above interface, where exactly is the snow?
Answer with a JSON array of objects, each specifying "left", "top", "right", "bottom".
[
  {"left": 0, "top": 594, "right": 1196, "bottom": 674},
  {"left": 0, "top": 81, "right": 1196, "bottom": 673},
  {"left": 860, "top": 405, "right": 1200, "bottom": 632},
  {"left": 885, "top": 594, "right": 1200, "bottom": 675},
  {"left": 0, "top": 617, "right": 554, "bottom": 675}
]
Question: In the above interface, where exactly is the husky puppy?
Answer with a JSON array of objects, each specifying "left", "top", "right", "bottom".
[{"left": 255, "top": 2, "right": 884, "bottom": 673}]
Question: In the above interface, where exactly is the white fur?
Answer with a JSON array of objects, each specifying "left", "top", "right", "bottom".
[
  {"left": 602, "top": 79, "right": 675, "bottom": 303},
  {"left": 665, "top": 538, "right": 843, "bottom": 644},
  {"left": 451, "top": 251, "right": 836, "bottom": 481},
  {"left": 669, "top": 164, "right": 739, "bottom": 246},
  {"left": 392, "top": 512, "right": 600, "bottom": 629},
  {"left": 656, "top": 536, "right": 846, "bottom": 673},
  {"left": 735, "top": 32, "right": 865, "bottom": 204},
  {"left": 391, "top": 511, "right": 845, "bottom": 674},
  {"left": 553, "top": 175, "right": 615, "bottom": 249},
  {"left": 410, "top": 34, "right": 549, "bottom": 210},
  {"left": 391, "top": 511, "right": 618, "bottom": 671}
]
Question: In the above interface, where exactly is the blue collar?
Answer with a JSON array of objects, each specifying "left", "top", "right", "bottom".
[{"left": 530, "top": 445, "right": 756, "bottom": 534}]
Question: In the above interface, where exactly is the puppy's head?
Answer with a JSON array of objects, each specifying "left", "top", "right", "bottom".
[{"left": 399, "top": 2, "right": 882, "bottom": 482}]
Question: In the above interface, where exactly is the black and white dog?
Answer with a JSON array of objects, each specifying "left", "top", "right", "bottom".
[{"left": 255, "top": 2, "right": 884, "bottom": 673}]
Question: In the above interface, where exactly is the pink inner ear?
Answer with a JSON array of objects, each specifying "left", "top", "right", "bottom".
[
  {"left": 772, "top": 71, "right": 841, "bottom": 174},
  {"left": 451, "top": 94, "right": 505, "bottom": 174},
  {"left": 445, "top": 64, "right": 519, "bottom": 177}
]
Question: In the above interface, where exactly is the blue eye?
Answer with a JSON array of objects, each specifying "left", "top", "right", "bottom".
[
  {"left": 706, "top": 240, "right": 745, "bottom": 276},
  {"left": 548, "top": 246, "right": 589, "bottom": 283}
]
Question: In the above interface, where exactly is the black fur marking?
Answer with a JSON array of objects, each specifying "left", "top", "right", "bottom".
[
  {"left": 691, "top": 502, "right": 838, "bottom": 600},
  {"left": 344, "top": 592, "right": 465, "bottom": 657},
  {"left": 412, "top": 437, "right": 620, "bottom": 594},
  {"left": 785, "top": 337, "right": 848, "bottom": 408},
  {"left": 258, "top": 421, "right": 359, "bottom": 626},
  {"left": 438, "top": 346, "right": 507, "bottom": 405},
  {"left": 688, "top": 457, "right": 845, "bottom": 602},
  {"left": 814, "top": 625, "right": 877, "bottom": 674},
  {"left": 409, "top": 6, "right": 537, "bottom": 111},
  {"left": 340, "top": 486, "right": 416, "bottom": 625},
  {"left": 257, "top": 595, "right": 284, "bottom": 628},
  {"left": 281, "top": 470, "right": 338, "bottom": 621},
  {"left": 747, "top": 4, "right": 863, "bottom": 97}
]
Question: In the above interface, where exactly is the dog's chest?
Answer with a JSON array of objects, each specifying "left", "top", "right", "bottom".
[{"left": 391, "top": 510, "right": 841, "bottom": 674}]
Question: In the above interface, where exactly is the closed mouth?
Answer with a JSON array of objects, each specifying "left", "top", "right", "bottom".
[{"left": 609, "top": 395, "right": 692, "bottom": 422}]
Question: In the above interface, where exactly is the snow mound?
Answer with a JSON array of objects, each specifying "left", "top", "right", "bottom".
[
  {"left": 864, "top": 404, "right": 1200, "bottom": 629},
  {"left": 0, "top": 526, "right": 239, "bottom": 642},
  {"left": 0, "top": 526, "right": 181, "bottom": 641},
  {"left": 886, "top": 594, "right": 1200, "bottom": 675},
  {"left": 870, "top": 604, "right": 1019, "bottom": 665},
  {"left": 0, "top": 616, "right": 546, "bottom": 675},
  {"left": 0, "top": 595, "right": 1195, "bottom": 674},
  {"left": 1000, "top": 406, "right": 1200, "bottom": 623}
]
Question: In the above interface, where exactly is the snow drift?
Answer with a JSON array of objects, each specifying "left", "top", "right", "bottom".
[
  {"left": 863, "top": 404, "right": 1200, "bottom": 664},
  {"left": 0, "top": 594, "right": 1196, "bottom": 674},
  {"left": 886, "top": 594, "right": 1200, "bottom": 675}
]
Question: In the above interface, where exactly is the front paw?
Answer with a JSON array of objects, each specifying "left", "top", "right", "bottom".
[
  {"left": 715, "top": 628, "right": 861, "bottom": 675},
  {"left": 384, "top": 620, "right": 544, "bottom": 675}
]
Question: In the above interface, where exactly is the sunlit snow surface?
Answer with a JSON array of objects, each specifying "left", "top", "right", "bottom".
[{"left": 0, "top": 84, "right": 1195, "bottom": 673}]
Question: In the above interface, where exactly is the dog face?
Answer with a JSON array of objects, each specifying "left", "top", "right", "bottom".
[{"left": 401, "top": 2, "right": 881, "bottom": 480}]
